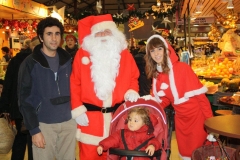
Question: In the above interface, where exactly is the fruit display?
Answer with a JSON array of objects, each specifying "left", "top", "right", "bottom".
[
  {"left": 0, "top": 62, "right": 8, "bottom": 80},
  {"left": 200, "top": 79, "right": 215, "bottom": 86},
  {"left": 220, "top": 77, "right": 240, "bottom": 92},
  {"left": 233, "top": 56, "right": 240, "bottom": 74},
  {"left": 192, "top": 57, "right": 235, "bottom": 78},
  {"left": 221, "top": 78, "right": 230, "bottom": 86},
  {"left": 219, "top": 95, "right": 240, "bottom": 106}
]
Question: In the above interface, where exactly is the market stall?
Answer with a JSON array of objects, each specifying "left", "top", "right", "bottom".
[{"left": 0, "top": 1, "right": 48, "bottom": 79}]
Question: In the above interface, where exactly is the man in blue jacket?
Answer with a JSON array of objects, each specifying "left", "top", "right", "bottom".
[{"left": 18, "top": 17, "right": 76, "bottom": 160}]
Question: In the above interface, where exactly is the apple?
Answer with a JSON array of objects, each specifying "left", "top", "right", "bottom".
[{"left": 228, "top": 67, "right": 233, "bottom": 74}]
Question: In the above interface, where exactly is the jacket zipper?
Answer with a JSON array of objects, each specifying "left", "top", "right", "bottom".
[
  {"left": 33, "top": 58, "right": 61, "bottom": 96},
  {"left": 36, "top": 102, "right": 42, "bottom": 113},
  {"left": 56, "top": 74, "right": 61, "bottom": 95}
]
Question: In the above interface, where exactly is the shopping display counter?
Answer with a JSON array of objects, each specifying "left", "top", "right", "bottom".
[{"left": 0, "top": 62, "right": 8, "bottom": 80}]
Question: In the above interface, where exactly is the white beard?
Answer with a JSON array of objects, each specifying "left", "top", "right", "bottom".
[{"left": 82, "top": 32, "right": 127, "bottom": 100}]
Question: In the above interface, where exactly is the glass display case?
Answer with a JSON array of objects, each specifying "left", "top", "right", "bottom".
[{"left": 0, "top": 62, "right": 8, "bottom": 80}]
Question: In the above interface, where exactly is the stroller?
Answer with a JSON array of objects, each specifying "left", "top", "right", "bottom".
[{"left": 108, "top": 99, "right": 174, "bottom": 160}]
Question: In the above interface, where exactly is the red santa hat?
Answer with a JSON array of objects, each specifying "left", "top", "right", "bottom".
[{"left": 78, "top": 14, "right": 117, "bottom": 45}]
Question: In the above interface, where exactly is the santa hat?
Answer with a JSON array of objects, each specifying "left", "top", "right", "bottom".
[{"left": 78, "top": 14, "right": 117, "bottom": 45}]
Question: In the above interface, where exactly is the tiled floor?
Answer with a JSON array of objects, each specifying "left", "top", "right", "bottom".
[{"left": 0, "top": 131, "right": 181, "bottom": 160}]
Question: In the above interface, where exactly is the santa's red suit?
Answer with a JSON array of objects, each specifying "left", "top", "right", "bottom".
[
  {"left": 70, "top": 14, "right": 139, "bottom": 160},
  {"left": 146, "top": 35, "right": 213, "bottom": 159}
]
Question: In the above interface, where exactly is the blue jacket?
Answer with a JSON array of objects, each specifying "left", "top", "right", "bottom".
[{"left": 18, "top": 44, "right": 72, "bottom": 135}]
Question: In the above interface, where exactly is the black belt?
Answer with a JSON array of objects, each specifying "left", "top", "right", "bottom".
[{"left": 83, "top": 101, "right": 124, "bottom": 113}]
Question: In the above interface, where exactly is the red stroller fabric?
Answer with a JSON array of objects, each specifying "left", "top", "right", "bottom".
[{"left": 108, "top": 99, "right": 169, "bottom": 160}]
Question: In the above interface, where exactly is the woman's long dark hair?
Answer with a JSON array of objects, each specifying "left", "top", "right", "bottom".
[{"left": 145, "top": 38, "right": 170, "bottom": 79}]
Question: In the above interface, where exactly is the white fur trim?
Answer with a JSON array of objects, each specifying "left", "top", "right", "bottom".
[
  {"left": 174, "top": 86, "right": 208, "bottom": 105},
  {"left": 160, "top": 83, "right": 168, "bottom": 90},
  {"left": 157, "top": 64, "right": 162, "bottom": 72},
  {"left": 76, "top": 128, "right": 81, "bottom": 140},
  {"left": 157, "top": 90, "right": 165, "bottom": 97},
  {"left": 75, "top": 113, "right": 112, "bottom": 145},
  {"left": 71, "top": 105, "right": 87, "bottom": 119},
  {"left": 169, "top": 66, "right": 179, "bottom": 102},
  {"left": 91, "top": 21, "right": 117, "bottom": 34},
  {"left": 82, "top": 56, "right": 90, "bottom": 65},
  {"left": 153, "top": 78, "right": 162, "bottom": 103}
]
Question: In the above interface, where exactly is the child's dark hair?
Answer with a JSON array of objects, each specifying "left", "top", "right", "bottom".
[
  {"left": 37, "top": 17, "right": 64, "bottom": 42},
  {"left": 125, "top": 107, "right": 154, "bottom": 134}
]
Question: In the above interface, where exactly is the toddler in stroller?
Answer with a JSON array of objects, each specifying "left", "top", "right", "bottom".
[{"left": 97, "top": 99, "right": 170, "bottom": 160}]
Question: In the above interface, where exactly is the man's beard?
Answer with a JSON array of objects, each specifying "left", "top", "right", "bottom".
[{"left": 82, "top": 35, "right": 123, "bottom": 100}]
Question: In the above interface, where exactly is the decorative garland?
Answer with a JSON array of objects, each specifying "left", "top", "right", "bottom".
[
  {"left": 0, "top": 18, "right": 38, "bottom": 31},
  {"left": 66, "top": 5, "right": 177, "bottom": 24},
  {"left": 145, "top": 6, "right": 177, "bottom": 19}
]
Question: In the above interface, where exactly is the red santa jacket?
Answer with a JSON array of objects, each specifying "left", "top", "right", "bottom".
[
  {"left": 71, "top": 48, "right": 139, "bottom": 111},
  {"left": 70, "top": 48, "right": 139, "bottom": 145}
]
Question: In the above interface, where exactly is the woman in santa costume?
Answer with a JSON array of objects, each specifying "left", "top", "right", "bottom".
[
  {"left": 144, "top": 35, "right": 213, "bottom": 160},
  {"left": 70, "top": 14, "right": 140, "bottom": 159}
]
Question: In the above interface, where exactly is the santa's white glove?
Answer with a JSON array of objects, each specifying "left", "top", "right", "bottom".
[
  {"left": 76, "top": 113, "right": 89, "bottom": 126},
  {"left": 124, "top": 89, "right": 140, "bottom": 102},
  {"left": 141, "top": 95, "right": 157, "bottom": 101},
  {"left": 207, "top": 133, "right": 216, "bottom": 142}
]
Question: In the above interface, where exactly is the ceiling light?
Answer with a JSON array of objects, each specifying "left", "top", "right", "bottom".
[
  {"left": 191, "top": 17, "right": 196, "bottom": 20},
  {"left": 157, "top": 0, "right": 161, "bottom": 6},
  {"left": 195, "top": 10, "right": 202, "bottom": 14},
  {"left": 195, "top": 5, "right": 202, "bottom": 14},
  {"left": 227, "top": 0, "right": 234, "bottom": 9}
]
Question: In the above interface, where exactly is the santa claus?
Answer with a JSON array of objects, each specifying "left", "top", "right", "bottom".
[{"left": 70, "top": 14, "right": 140, "bottom": 159}]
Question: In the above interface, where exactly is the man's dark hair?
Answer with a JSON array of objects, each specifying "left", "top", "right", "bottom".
[
  {"left": 37, "top": 17, "right": 64, "bottom": 42},
  {"left": 1, "top": 47, "right": 10, "bottom": 53}
]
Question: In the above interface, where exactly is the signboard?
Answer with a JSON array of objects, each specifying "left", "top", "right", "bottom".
[
  {"left": 0, "top": 0, "right": 48, "bottom": 18},
  {"left": 178, "top": 17, "right": 215, "bottom": 25}
]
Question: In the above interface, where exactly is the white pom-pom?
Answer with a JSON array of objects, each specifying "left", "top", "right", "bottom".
[
  {"left": 160, "top": 83, "right": 168, "bottom": 90},
  {"left": 157, "top": 90, "right": 166, "bottom": 97},
  {"left": 82, "top": 57, "right": 90, "bottom": 65}
]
